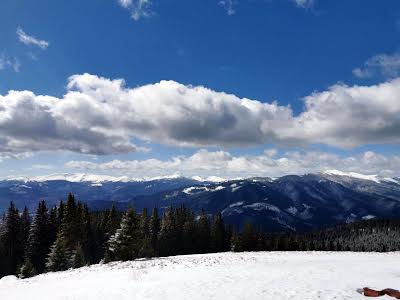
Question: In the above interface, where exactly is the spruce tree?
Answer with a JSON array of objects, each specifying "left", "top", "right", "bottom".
[
  {"left": 210, "top": 213, "right": 226, "bottom": 253},
  {"left": 71, "top": 243, "right": 86, "bottom": 268},
  {"left": 46, "top": 232, "right": 71, "bottom": 272},
  {"left": 0, "top": 202, "right": 22, "bottom": 275},
  {"left": 149, "top": 208, "right": 160, "bottom": 254},
  {"left": 158, "top": 207, "right": 178, "bottom": 256},
  {"left": 106, "top": 207, "right": 140, "bottom": 261},
  {"left": 196, "top": 210, "right": 210, "bottom": 253},
  {"left": 242, "top": 223, "right": 256, "bottom": 251},
  {"left": 19, "top": 258, "right": 36, "bottom": 279},
  {"left": 27, "top": 200, "right": 50, "bottom": 273}
]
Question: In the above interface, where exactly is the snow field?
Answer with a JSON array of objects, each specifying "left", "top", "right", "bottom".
[{"left": 1, "top": 251, "right": 399, "bottom": 300}]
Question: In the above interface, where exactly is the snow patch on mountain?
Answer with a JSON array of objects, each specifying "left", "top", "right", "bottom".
[{"left": 243, "top": 202, "right": 281, "bottom": 213}]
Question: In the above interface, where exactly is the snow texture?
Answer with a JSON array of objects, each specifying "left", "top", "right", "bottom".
[{"left": 1, "top": 252, "right": 399, "bottom": 300}]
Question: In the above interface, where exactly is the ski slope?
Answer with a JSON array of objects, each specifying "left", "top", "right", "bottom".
[{"left": 1, "top": 252, "right": 399, "bottom": 300}]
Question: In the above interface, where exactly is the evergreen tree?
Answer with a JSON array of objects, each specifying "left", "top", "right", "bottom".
[
  {"left": 27, "top": 200, "right": 50, "bottom": 273},
  {"left": 46, "top": 232, "right": 71, "bottom": 272},
  {"left": 19, "top": 258, "right": 36, "bottom": 279},
  {"left": 106, "top": 207, "right": 140, "bottom": 261},
  {"left": 0, "top": 202, "right": 22, "bottom": 275},
  {"left": 158, "top": 207, "right": 178, "bottom": 256},
  {"left": 20, "top": 206, "right": 30, "bottom": 248},
  {"left": 210, "top": 213, "right": 226, "bottom": 253},
  {"left": 230, "top": 230, "right": 243, "bottom": 252},
  {"left": 149, "top": 208, "right": 160, "bottom": 254},
  {"left": 242, "top": 223, "right": 256, "bottom": 251},
  {"left": 72, "top": 243, "right": 86, "bottom": 268},
  {"left": 196, "top": 210, "right": 210, "bottom": 253}
]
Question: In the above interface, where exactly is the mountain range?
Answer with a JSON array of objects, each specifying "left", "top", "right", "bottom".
[{"left": 2, "top": 170, "right": 400, "bottom": 232}]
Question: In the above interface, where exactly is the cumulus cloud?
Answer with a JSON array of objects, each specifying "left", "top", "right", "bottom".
[
  {"left": 117, "top": 0, "right": 152, "bottom": 21},
  {"left": 353, "top": 53, "right": 400, "bottom": 79},
  {"left": 2, "top": 74, "right": 400, "bottom": 156},
  {"left": 65, "top": 149, "right": 400, "bottom": 178},
  {"left": 0, "top": 89, "right": 141, "bottom": 155},
  {"left": 298, "top": 79, "right": 400, "bottom": 147},
  {"left": 16, "top": 27, "right": 49, "bottom": 50},
  {"left": 0, "top": 74, "right": 400, "bottom": 154}
]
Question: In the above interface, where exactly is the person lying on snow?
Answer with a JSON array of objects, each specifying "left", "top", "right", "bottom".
[{"left": 360, "top": 287, "right": 400, "bottom": 298}]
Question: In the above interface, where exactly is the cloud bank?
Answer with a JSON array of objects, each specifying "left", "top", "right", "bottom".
[
  {"left": 1, "top": 74, "right": 400, "bottom": 156},
  {"left": 65, "top": 149, "right": 400, "bottom": 178}
]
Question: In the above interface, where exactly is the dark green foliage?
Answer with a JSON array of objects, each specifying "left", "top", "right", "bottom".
[
  {"left": 72, "top": 244, "right": 86, "bottom": 268},
  {"left": 26, "top": 201, "right": 51, "bottom": 273},
  {"left": 106, "top": 207, "right": 140, "bottom": 261},
  {"left": 19, "top": 258, "right": 36, "bottom": 279},
  {"left": 196, "top": 210, "right": 210, "bottom": 253},
  {"left": 242, "top": 223, "right": 256, "bottom": 251},
  {"left": 158, "top": 207, "right": 178, "bottom": 256},
  {"left": 149, "top": 208, "right": 160, "bottom": 254},
  {"left": 210, "top": 213, "right": 226, "bottom": 252},
  {"left": 0, "top": 202, "right": 24, "bottom": 276},
  {"left": 46, "top": 232, "right": 71, "bottom": 272}
]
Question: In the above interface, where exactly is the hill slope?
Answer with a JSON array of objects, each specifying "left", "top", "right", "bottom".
[{"left": 0, "top": 252, "right": 399, "bottom": 300}]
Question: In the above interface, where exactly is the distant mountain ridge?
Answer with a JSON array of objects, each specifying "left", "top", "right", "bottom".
[{"left": 1, "top": 170, "right": 400, "bottom": 232}]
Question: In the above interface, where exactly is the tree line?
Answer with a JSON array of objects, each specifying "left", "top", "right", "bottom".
[{"left": 1, "top": 193, "right": 399, "bottom": 279}]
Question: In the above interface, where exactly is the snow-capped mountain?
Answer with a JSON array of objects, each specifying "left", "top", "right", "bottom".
[{"left": 1, "top": 171, "right": 400, "bottom": 232}]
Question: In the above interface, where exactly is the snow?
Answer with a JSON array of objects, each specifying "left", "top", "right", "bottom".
[
  {"left": 243, "top": 202, "right": 281, "bottom": 213},
  {"left": 1, "top": 252, "right": 399, "bottom": 300},
  {"left": 228, "top": 201, "right": 244, "bottom": 208},
  {"left": 323, "top": 170, "right": 384, "bottom": 183},
  {"left": 191, "top": 176, "right": 226, "bottom": 183},
  {"left": 286, "top": 206, "right": 298, "bottom": 215},
  {"left": 362, "top": 215, "right": 376, "bottom": 220},
  {"left": 182, "top": 186, "right": 209, "bottom": 194},
  {"left": 212, "top": 185, "right": 225, "bottom": 191}
]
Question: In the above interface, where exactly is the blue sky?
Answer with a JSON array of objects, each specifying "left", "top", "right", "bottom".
[{"left": 1, "top": 0, "right": 400, "bottom": 179}]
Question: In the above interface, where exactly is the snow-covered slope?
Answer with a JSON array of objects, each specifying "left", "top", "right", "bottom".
[
  {"left": 323, "top": 170, "right": 399, "bottom": 184},
  {"left": 1, "top": 252, "right": 399, "bottom": 300}
]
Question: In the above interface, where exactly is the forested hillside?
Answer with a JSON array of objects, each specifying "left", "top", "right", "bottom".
[{"left": 0, "top": 193, "right": 399, "bottom": 279}]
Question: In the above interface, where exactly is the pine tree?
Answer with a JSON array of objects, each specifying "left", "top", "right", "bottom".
[
  {"left": 230, "top": 230, "right": 243, "bottom": 252},
  {"left": 106, "top": 207, "right": 140, "bottom": 261},
  {"left": 0, "top": 202, "right": 23, "bottom": 275},
  {"left": 46, "top": 232, "right": 71, "bottom": 272},
  {"left": 158, "top": 207, "right": 178, "bottom": 256},
  {"left": 149, "top": 208, "right": 160, "bottom": 254},
  {"left": 20, "top": 206, "right": 30, "bottom": 248},
  {"left": 138, "top": 208, "right": 154, "bottom": 258},
  {"left": 19, "top": 258, "right": 36, "bottom": 279},
  {"left": 71, "top": 243, "right": 86, "bottom": 268},
  {"left": 27, "top": 200, "right": 50, "bottom": 274},
  {"left": 210, "top": 213, "right": 226, "bottom": 253},
  {"left": 242, "top": 223, "right": 256, "bottom": 251},
  {"left": 196, "top": 210, "right": 210, "bottom": 253},
  {"left": 105, "top": 205, "right": 119, "bottom": 238}
]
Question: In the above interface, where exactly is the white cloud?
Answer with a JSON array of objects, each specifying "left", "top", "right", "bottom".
[
  {"left": 117, "top": 0, "right": 152, "bottom": 21},
  {"left": 0, "top": 53, "right": 20, "bottom": 72},
  {"left": 2, "top": 74, "right": 400, "bottom": 156},
  {"left": 292, "top": 0, "right": 314, "bottom": 8},
  {"left": 218, "top": 0, "right": 237, "bottom": 15},
  {"left": 353, "top": 53, "right": 400, "bottom": 79},
  {"left": 65, "top": 149, "right": 400, "bottom": 178},
  {"left": 16, "top": 27, "right": 49, "bottom": 50}
]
